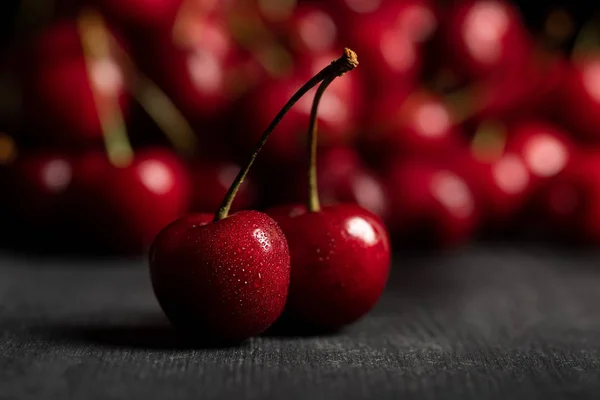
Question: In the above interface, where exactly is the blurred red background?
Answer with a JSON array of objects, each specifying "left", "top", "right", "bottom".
[{"left": 1, "top": 0, "right": 600, "bottom": 255}]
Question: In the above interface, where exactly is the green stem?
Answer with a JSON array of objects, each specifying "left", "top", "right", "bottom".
[
  {"left": 214, "top": 48, "right": 359, "bottom": 221},
  {"left": 78, "top": 9, "right": 133, "bottom": 167},
  {"left": 108, "top": 33, "right": 199, "bottom": 158},
  {"left": 307, "top": 77, "right": 334, "bottom": 212}
]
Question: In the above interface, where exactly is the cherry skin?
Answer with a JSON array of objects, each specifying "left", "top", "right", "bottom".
[
  {"left": 441, "top": 0, "right": 530, "bottom": 81},
  {"left": 189, "top": 160, "right": 257, "bottom": 213},
  {"left": 149, "top": 211, "right": 290, "bottom": 342},
  {"left": 361, "top": 88, "right": 463, "bottom": 168},
  {"left": 506, "top": 120, "right": 575, "bottom": 188},
  {"left": 265, "top": 3, "right": 341, "bottom": 58},
  {"left": 454, "top": 152, "right": 532, "bottom": 231},
  {"left": 69, "top": 148, "right": 191, "bottom": 253},
  {"left": 19, "top": 20, "right": 129, "bottom": 144},
  {"left": 343, "top": 1, "right": 429, "bottom": 95},
  {"left": 139, "top": 16, "right": 258, "bottom": 129},
  {"left": 557, "top": 56, "right": 600, "bottom": 142},
  {"left": 267, "top": 203, "right": 390, "bottom": 330},
  {"left": 385, "top": 159, "right": 479, "bottom": 247}
]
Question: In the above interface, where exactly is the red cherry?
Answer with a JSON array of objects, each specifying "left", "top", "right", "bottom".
[
  {"left": 506, "top": 121, "right": 575, "bottom": 187},
  {"left": 455, "top": 152, "right": 532, "bottom": 230},
  {"left": 269, "top": 3, "right": 341, "bottom": 57},
  {"left": 463, "top": 52, "right": 566, "bottom": 124},
  {"left": 70, "top": 148, "right": 190, "bottom": 252},
  {"left": 558, "top": 56, "right": 600, "bottom": 142},
  {"left": 190, "top": 161, "right": 257, "bottom": 213},
  {"left": 335, "top": 0, "right": 437, "bottom": 43},
  {"left": 142, "top": 17, "right": 254, "bottom": 126},
  {"left": 343, "top": 1, "right": 431, "bottom": 95},
  {"left": 361, "top": 89, "right": 464, "bottom": 167},
  {"left": 441, "top": 0, "right": 530, "bottom": 81},
  {"left": 149, "top": 48, "right": 358, "bottom": 340},
  {"left": 385, "top": 159, "right": 479, "bottom": 246},
  {"left": 268, "top": 203, "right": 390, "bottom": 330},
  {"left": 23, "top": 55, "right": 128, "bottom": 144},
  {"left": 149, "top": 211, "right": 290, "bottom": 341}
]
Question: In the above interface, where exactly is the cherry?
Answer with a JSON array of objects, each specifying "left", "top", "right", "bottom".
[
  {"left": 360, "top": 88, "right": 464, "bottom": 168},
  {"left": 506, "top": 120, "right": 574, "bottom": 189},
  {"left": 454, "top": 151, "right": 532, "bottom": 231},
  {"left": 21, "top": 19, "right": 129, "bottom": 144},
  {"left": 385, "top": 159, "right": 479, "bottom": 247},
  {"left": 150, "top": 211, "right": 289, "bottom": 341},
  {"left": 441, "top": 0, "right": 531, "bottom": 81},
  {"left": 343, "top": 1, "right": 432, "bottom": 95},
  {"left": 189, "top": 160, "right": 257, "bottom": 213},
  {"left": 266, "top": 56, "right": 390, "bottom": 330},
  {"left": 140, "top": 15, "right": 256, "bottom": 127},
  {"left": 70, "top": 148, "right": 191, "bottom": 253},
  {"left": 557, "top": 55, "right": 600, "bottom": 142},
  {"left": 149, "top": 49, "right": 358, "bottom": 341},
  {"left": 266, "top": 3, "right": 341, "bottom": 58},
  {"left": 268, "top": 204, "right": 390, "bottom": 330},
  {"left": 454, "top": 51, "right": 566, "bottom": 125}
]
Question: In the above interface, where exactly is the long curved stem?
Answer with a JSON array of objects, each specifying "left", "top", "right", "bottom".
[
  {"left": 214, "top": 48, "right": 359, "bottom": 221},
  {"left": 78, "top": 9, "right": 133, "bottom": 167},
  {"left": 307, "top": 77, "right": 334, "bottom": 212}
]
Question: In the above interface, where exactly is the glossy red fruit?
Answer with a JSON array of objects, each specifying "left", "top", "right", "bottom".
[
  {"left": 506, "top": 121, "right": 574, "bottom": 188},
  {"left": 467, "top": 53, "right": 565, "bottom": 123},
  {"left": 361, "top": 89, "right": 463, "bottom": 167},
  {"left": 343, "top": 1, "right": 433, "bottom": 95},
  {"left": 268, "top": 3, "right": 340, "bottom": 57},
  {"left": 442, "top": 0, "right": 530, "bottom": 81},
  {"left": 149, "top": 211, "right": 290, "bottom": 342},
  {"left": 336, "top": 0, "right": 437, "bottom": 42},
  {"left": 264, "top": 147, "right": 388, "bottom": 218},
  {"left": 70, "top": 148, "right": 191, "bottom": 252},
  {"left": 268, "top": 203, "right": 390, "bottom": 330},
  {"left": 386, "top": 159, "right": 479, "bottom": 246},
  {"left": 455, "top": 152, "right": 532, "bottom": 230},
  {"left": 189, "top": 161, "right": 256, "bottom": 213},
  {"left": 558, "top": 56, "right": 600, "bottom": 142},
  {"left": 24, "top": 56, "right": 128, "bottom": 144},
  {"left": 143, "top": 16, "right": 257, "bottom": 126}
]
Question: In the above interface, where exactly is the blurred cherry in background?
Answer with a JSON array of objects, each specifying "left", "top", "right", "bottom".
[{"left": 0, "top": 0, "right": 599, "bottom": 255}]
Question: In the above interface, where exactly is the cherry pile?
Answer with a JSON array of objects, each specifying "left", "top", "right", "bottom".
[{"left": 1, "top": 0, "right": 599, "bottom": 254}]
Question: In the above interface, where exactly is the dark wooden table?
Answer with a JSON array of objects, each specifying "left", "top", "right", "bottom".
[{"left": 1, "top": 245, "right": 600, "bottom": 399}]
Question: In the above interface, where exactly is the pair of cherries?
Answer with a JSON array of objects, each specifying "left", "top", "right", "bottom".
[{"left": 149, "top": 49, "right": 391, "bottom": 342}]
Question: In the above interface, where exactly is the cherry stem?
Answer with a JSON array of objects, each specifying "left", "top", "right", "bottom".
[
  {"left": 78, "top": 9, "right": 133, "bottom": 167},
  {"left": 214, "top": 48, "right": 359, "bottom": 222},
  {"left": 107, "top": 34, "right": 199, "bottom": 158},
  {"left": 307, "top": 77, "right": 334, "bottom": 212}
]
